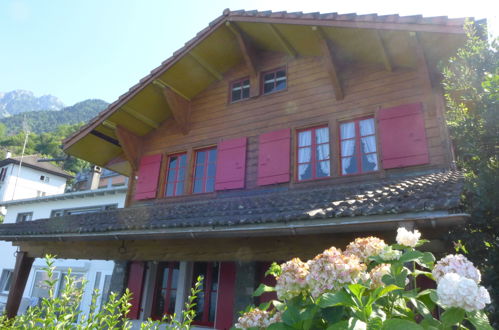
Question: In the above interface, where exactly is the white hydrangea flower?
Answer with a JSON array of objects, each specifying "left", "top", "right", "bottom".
[
  {"left": 345, "top": 237, "right": 387, "bottom": 263},
  {"left": 235, "top": 309, "right": 282, "bottom": 329},
  {"left": 275, "top": 258, "right": 309, "bottom": 300},
  {"left": 396, "top": 227, "right": 421, "bottom": 247},
  {"left": 437, "top": 273, "right": 491, "bottom": 312},
  {"left": 433, "top": 254, "right": 481, "bottom": 284},
  {"left": 379, "top": 245, "right": 402, "bottom": 261},
  {"left": 369, "top": 263, "right": 391, "bottom": 288}
]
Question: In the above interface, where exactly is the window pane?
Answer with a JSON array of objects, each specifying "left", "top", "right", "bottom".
[
  {"left": 193, "top": 179, "right": 203, "bottom": 194},
  {"left": 169, "top": 156, "right": 178, "bottom": 169},
  {"left": 179, "top": 154, "right": 187, "bottom": 167},
  {"left": 298, "top": 130, "right": 312, "bottom": 147},
  {"left": 175, "top": 182, "right": 184, "bottom": 196},
  {"left": 196, "top": 151, "right": 206, "bottom": 165},
  {"left": 178, "top": 167, "right": 186, "bottom": 181},
  {"left": 342, "top": 157, "right": 358, "bottom": 175},
  {"left": 206, "top": 177, "right": 215, "bottom": 193},
  {"left": 171, "top": 266, "right": 179, "bottom": 290},
  {"left": 341, "top": 140, "right": 356, "bottom": 157},
  {"left": 242, "top": 86, "right": 250, "bottom": 99},
  {"left": 315, "top": 127, "right": 329, "bottom": 143},
  {"left": 361, "top": 136, "right": 377, "bottom": 154},
  {"left": 167, "top": 169, "right": 177, "bottom": 182},
  {"left": 316, "top": 161, "right": 330, "bottom": 178},
  {"left": 264, "top": 82, "right": 274, "bottom": 94},
  {"left": 194, "top": 165, "right": 204, "bottom": 179},
  {"left": 316, "top": 144, "right": 329, "bottom": 160},
  {"left": 362, "top": 154, "right": 378, "bottom": 172},
  {"left": 208, "top": 149, "right": 217, "bottom": 162},
  {"left": 166, "top": 183, "right": 175, "bottom": 197},
  {"left": 207, "top": 163, "right": 216, "bottom": 178},
  {"left": 168, "top": 290, "right": 176, "bottom": 314},
  {"left": 209, "top": 292, "right": 217, "bottom": 322},
  {"left": 264, "top": 72, "right": 275, "bottom": 81},
  {"left": 32, "top": 271, "right": 60, "bottom": 298},
  {"left": 231, "top": 89, "right": 241, "bottom": 102},
  {"left": 211, "top": 263, "right": 219, "bottom": 291},
  {"left": 298, "top": 147, "right": 311, "bottom": 163},
  {"left": 298, "top": 164, "right": 311, "bottom": 180},
  {"left": 275, "top": 78, "right": 286, "bottom": 90},
  {"left": 359, "top": 118, "right": 375, "bottom": 136},
  {"left": 340, "top": 122, "right": 356, "bottom": 139}
]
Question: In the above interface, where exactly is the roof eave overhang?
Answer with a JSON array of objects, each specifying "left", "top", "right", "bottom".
[{"left": 1, "top": 211, "right": 469, "bottom": 242}]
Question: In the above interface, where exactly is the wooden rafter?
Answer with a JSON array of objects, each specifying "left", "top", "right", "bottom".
[
  {"left": 225, "top": 22, "right": 258, "bottom": 77},
  {"left": 153, "top": 82, "right": 191, "bottom": 135},
  {"left": 409, "top": 32, "right": 433, "bottom": 91},
  {"left": 115, "top": 125, "right": 143, "bottom": 171},
  {"left": 373, "top": 30, "right": 393, "bottom": 72},
  {"left": 313, "top": 26, "right": 344, "bottom": 101},
  {"left": 102, "top": 120, "right": 117, "bottom": 130},
  {"left": 152, "top": 79, "right": 191, "bottom": 101},
  {"left": 121, "top": 105, "right": 159, "bottom": 129},
  {"left": 189, "top": 51, "right": 223, "bottom": 81},
  {"left": 268, "top": 24, "right": 297, "bottom": 58}
]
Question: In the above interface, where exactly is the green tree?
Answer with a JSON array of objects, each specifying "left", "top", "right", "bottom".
[{"left": 442, "top": 21, "right": 499, "bottom": 324}]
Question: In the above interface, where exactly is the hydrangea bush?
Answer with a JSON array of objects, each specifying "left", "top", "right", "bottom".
[{"left": 235, "top": 228, "right": 492, "bottom": 329}]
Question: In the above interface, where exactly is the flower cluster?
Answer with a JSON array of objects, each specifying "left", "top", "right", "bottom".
[
  {"left": 275, "top": 258, "right": 309, "bottom": 300},
  {"left": 235, "top": 308, "right": 282, "bottom": 329},
  {"left": 396, "top": 227, "right": 421, "bottom": 247},
  {"left": 437, "top": 273, "right": 490, "bottom": 312},
  {"left": 432, "top": 254, "right": 481, "bottom": 284},
  {"left": 345, "top": 237, "right": 387, "bottom": 263},
  {"left": 307, "top": 247, "right": 366, "bottom": 298},
  {"left": 369, "top": 263, "right": 391, "bottom": 289},
  {"left": 378, "top": 245, "right": 402, "bottom": 261}
]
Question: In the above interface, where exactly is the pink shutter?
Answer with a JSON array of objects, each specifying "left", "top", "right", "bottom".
[
  {"left": 257, "top": 128, "right": 291, "bottom": 186},
  {"left": 214, "top": 262, "right": 236, "bottom": 330},
  {"left": 127, "top": 261, "right": 146, "bottom": 320},
  {"left": 134, "top": 154, "right": 162, "bottom": 200},
  {"left": 215, "top": 137, "right": 247, "bottom": 190},
  {"left": 378, "top": 103, "right": 429, "bottom": 169}
]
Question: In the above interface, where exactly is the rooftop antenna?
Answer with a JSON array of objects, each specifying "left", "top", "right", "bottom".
[{"left": 10, "top": 115, "right": 30, "bottom": 200}]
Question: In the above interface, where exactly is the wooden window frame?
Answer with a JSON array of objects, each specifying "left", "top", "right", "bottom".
[
  {"left": 229, "top": 77, "right": 250, "bottom": 103},
  {"left": 295, "top": 125, "right": 331, "bottom": 182},
  {"left": 339, "top": 116, "right": 379, "bottom": 176},
  {"left": 151, "top": 262, "right": 179, "bottom": 320},
  {"left": 192, "top": 147, "right": 217, "bottom": 194},
  {"left": 192, "top": 262, "right": 219, "bottom": 327},
  {"left": 164, "top": 152, "right": 187, "bottom": 197},
  {"left": 261, "top": 67, "right": 287, "bottom": 95}
]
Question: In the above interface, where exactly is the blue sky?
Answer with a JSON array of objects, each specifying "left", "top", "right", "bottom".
[{"left": 1, "top": 0, "right": 497, "bottom": 106}]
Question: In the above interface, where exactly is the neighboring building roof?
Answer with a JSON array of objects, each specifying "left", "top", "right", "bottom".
[
  {"left": 0, "top": 170, "right": 466, "bottom": 241},
  {"left": 0, "top": 186, "right": 127, "bottom": 207},
  {"left": 0, "top": 155, "right": 73, "bottom": 179},
  {"left": 62, "top": 9, "right": 475, "bottom": 175}
]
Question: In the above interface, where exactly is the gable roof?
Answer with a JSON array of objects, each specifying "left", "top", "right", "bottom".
[
  {"left": 0, "top": 155, "right": 73, "bottom": 179},
  {"left": 63, "top": 9, "right": 475, "bottom": 175},
  {"left": 0, "top": 170, "right": 466, "bottom": 241}
]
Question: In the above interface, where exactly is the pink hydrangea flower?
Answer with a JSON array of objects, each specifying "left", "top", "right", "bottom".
[
  {"left": 433, "top": 254, "right": 481, "bottom": 284},
  {"left": 275, "top": 258, "right": 309, "bottom": 300},
  {"left": 345, "top": 237, "right": 387, "bottom": 263},
  {"left": 235, "top": 308, "right": 282, "bottom": 329}
]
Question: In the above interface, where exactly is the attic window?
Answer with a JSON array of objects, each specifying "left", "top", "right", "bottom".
[
  {"left": 262, "top": 68, "right": 286, "bottom": 95},
  {"left": 230, "top": 78, "right": 250, "bottom": 102},
  {"left": 40, "top": 175, "right": 50, "bottom": 183}
]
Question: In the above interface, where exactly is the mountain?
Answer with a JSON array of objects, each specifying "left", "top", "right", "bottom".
[
  {"left": 0, "top": 90, "right": 65, "bottom": 117},
  {"left": 0, "top": 99, "right": 108, "bottom": 135}
]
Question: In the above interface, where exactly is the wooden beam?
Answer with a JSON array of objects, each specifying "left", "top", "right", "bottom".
[
  {"left": 115, "top": 125, "right": 143, "bottom": 171},
  {"left": 373, "top": 30, "right": 393, "bottom": 72},
  {"left": 102, "top": 120, "right": 117, "bottom": 130},
  {"left": 313, "top": 26, "right": 344, "bottom": 101},
  {"left": 189, "top": 51, "right": 223, "bottom": 81},
  {"left": 5, "top": 251, "right": 34, "bottom": 318},
  {"left": 267, "top": 24, "right": 297, "bottom": 58},
  {"left": 153, "top": 79, "right": 191, "bottom": 101},
  {"left": 121, "top": 106, "right": 159, "bottom": 129},
  {"left": 90, "top": 130, "right": 121, "bottom": 147},
  {"left": 225, "top": 22, "right": 258, "bottom": 77},
  {"left": 409, "top": 32, "right": 433, "bottom": 91},
  {"left": 156, "top": 85, "right": 191, "bottom": 135}
]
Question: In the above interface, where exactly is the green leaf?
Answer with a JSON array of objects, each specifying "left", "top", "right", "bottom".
[
  {"left": 428, "top": 289, "right": 439, "bottom": 304},
  {"left": 347, "top": 283, "right": 367, "bottom": 300},
  {"left": 321, "top": 306, "right": 344, "bottom": 324},
  {"left": 258, "top": 301, "right": 271, "bottom": 311},
  {"left": 417, "top": 252, "right": 436, "bottom": 268},
  {"left": 382, "top": 318, "right": 423, "bottom": 330},
  {"left": 267, "top": 323, "right": 295, "bottom": 330},
  {"left": 252, "top": 283, "right": 276, "bottom": 297},
  {"left": 441, "top": 307, "right": 465, "bottom": 326},
  {"left": 466, "top": 310, "right": 493, "bottom": 330},
  {"left": 318, "top": 290, "right": 356, "bottom": 308},
  {"left": 281, "top": 304, "right": 301, "bottom": 326},
  {"left": 399, "top": 250, "right": 424, "bottom": 263},
  {"left": 368, "top": 317, "right": 383, "bottom": 330},
  {"left": 327, "top": 318, "right": 366, "bottom": 330},
  {"left": 378, "top": 284, "right": 402, "bottom": 298},
  {"left": 419, "top": 318, "right": 441, "bottom": 329}
]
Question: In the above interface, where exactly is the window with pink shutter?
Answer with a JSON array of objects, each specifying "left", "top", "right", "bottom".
[
  {"left": 296, "top": 125, "right": 331, "bottom": 181},
  {"left": 192, "top": 148, "right": 217, "bottom": 194},
  {"left": 134, "top": 154, "right": 162, "bottom": 200},
  {"left": 165, "top": 153, "right": 187, "bottom": 197},
  {"left": 215, "top": 137, "right": 247, "bottom": 191},
  {"left": 378, "top": 103, "right": 429, "bottom": 169},
  {"left": 257, "top": 128, "right": 291, "bottom": 186},
  {"left": 340, "top": 118, "right": 379, "bottom": 175}
]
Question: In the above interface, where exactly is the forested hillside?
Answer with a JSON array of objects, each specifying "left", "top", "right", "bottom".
[{"left": 0, "top": 99, "right": 108, "bottom": 135}]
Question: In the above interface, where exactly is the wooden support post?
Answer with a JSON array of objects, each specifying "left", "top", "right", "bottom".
[
  {"left": 115, "top": 125, "right": 143, "bottom": 171},
  {"left": 5, "top": 251, "right": 34, "bottom": 318},
  {"left": 313, "top": 26, "right": 344, "bottom": 101},
  {"left": 268, "top": 24, "right": 297, "bottom": 58},
  {"left": 373, "top": 30, "right": 393, "bottom": 72}
]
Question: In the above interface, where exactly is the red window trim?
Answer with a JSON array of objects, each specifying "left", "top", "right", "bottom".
[
  {"left": 229, "top": 77, "right": 250, "bottom": 103},
  {"left": 338, "top": 116, "right": 379, "bottom": 176},
  {"left": 295, "top": 125, "right": 331, "bottom": 181},
  {"left": 192, "top": 147, "right": 217, "bottom": 194},
  {"left": 261, "top": 66, "right": 287, "bottom": 95},
  {"left": 192, "top": 262, "right": 219, "bottom": 327},
  {"left": 164, "top": 152, "right": 187, "bottom": 197},
  {"left": 151, "top": 262, "right": 179, "bottom": 320}
]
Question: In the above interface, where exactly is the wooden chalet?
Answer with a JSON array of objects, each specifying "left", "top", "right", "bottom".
[{"left": 0, "top": 9, "right": 475, "bottom": 329}]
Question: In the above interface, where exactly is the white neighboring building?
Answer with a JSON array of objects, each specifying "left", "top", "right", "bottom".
[{"left": 0, "top": 163, "right": 128, "bottom": 315}]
